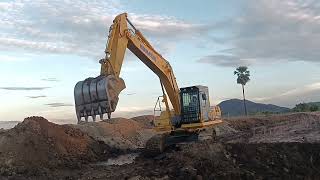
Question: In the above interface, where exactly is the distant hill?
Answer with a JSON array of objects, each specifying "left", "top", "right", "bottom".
[{"left": 218, "top": 99, "right": 290, "bottom": 117}]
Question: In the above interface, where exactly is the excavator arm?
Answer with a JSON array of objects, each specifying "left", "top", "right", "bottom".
[
  {"left": 101, "top": 13, "right": 180, "bottom": 115},
  {"left": 74, "top": 13, "right": 181, "bottom": 122}
]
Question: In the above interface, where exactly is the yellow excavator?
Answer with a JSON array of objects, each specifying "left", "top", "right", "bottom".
[{"left": 74, "top": 13, "right": 222, "bottom": 155}]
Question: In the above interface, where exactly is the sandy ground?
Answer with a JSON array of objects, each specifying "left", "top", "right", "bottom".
[{"left": 1, "top": 112, "right": 320, "bottom": 179}]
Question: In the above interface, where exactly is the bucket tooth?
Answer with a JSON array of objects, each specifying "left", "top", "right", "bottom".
[
  {"left": 92, "top": 114, "right": 97, "bottom": 122},
  {"left": 76, "top": 113, "right": 81, "bottom": 123},
  {"left": 84, "top": 111, "right": 88, "bottom": 122},
  {"left": 107, "top": 112, "right": 111, "bottom": 119}
]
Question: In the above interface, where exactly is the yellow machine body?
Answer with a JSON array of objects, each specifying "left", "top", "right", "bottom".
[{"left": 74, "top": 13, "right": 223, "bottom": 153}]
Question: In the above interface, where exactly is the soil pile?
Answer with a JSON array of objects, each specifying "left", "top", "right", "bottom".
[
  {"left": 73, "top": 117, "right": 155, "bottom": 150},
  {"left": 131, "top": 115, "right": 154, "bottom": 128},
  {"left": 226, "top": 113, "right": 320, "bottom": 131},
  {"left": 0, "top": 116, "right": 111, "bottom": 176},
  {"left": 223, "top": 113, "right": 320, "bottom": 143}
]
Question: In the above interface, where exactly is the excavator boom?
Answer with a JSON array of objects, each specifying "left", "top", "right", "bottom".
[{"left": 74, "top": 13, "right": 181, "bottom": 122}]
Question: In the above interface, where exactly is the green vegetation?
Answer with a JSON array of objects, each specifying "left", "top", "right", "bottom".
[{"left": 293, "top": 102, "right": 320, "bottom": 112}]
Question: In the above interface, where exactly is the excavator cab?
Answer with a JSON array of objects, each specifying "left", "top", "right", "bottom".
[
  {"left": 180, "top": 86, "right": 211, "bottom": 124},
  {"left": 179, "top": 85, "right": 222, "bottom": 129},
  {"left": 153, "top": 85, "right": 222, "bottom": 131}
]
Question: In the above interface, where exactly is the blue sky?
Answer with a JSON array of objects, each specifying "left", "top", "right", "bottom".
[{"left": 0, "top": 0, "right": 320, "bottom": 122}]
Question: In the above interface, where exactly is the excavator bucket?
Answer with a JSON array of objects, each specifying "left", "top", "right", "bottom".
[{"left": 74, "top": 75, "right": 126, "bottom": 123}]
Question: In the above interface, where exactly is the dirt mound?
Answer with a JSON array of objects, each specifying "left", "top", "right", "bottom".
[
  {"left": 0, "top": 116, "right": 111, "bottom": 176},
  {"left": 73, "top": 117, "right": 155, "bottom": 150},
  {"left": 131, "top": 115, "right": 154, "bottom": 128},
  {"left": 222, "top": 113, "right": 320, "bottom": 143},
  {"left": 226, "top": 113, "right": 320, "bottom": 131}
]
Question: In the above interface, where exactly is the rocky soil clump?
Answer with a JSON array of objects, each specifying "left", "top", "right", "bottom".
[{"left": 0, "top": 116, "right": 113, "bottom": 176}]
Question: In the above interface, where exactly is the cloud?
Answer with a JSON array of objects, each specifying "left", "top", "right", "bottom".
[
  {"left": 252, "top": 82, "right": 320, "bottom": 107},
  {"left": 26, "top": 95, "right": 47, "bottom": 99},
  {"left": 41, "top": 78, "right": 59, "bottom": 82},
  {"left": 129, "top": 14, "right": 207, "bottom": 39},
  {"left": 0, "top": 87, "right": 50, "bottom": 90},
  {"left": 0, "top": 0, "right": 205, "bottom": 60},
  {"left": 280, "top": 82, "right": 320, "bottom": 97},
  {"left": 45, "top": 103, "right": 73, "bottom": 108},
  {"left": 200, "top": 0, "right": 320, "bottom": 67},
  {"left": 0, "top": 54, "right": 29, "bottom": 62},
  {"left": 112, "top": 106, "right": 153, "bottom": 118},
  {"left": 198, "top": 55, "right": 257, "bottom": 67}
]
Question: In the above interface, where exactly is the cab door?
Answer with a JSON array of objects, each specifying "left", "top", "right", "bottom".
[{"left": 199, "top": 91, "right": 209, "bottom": 121}]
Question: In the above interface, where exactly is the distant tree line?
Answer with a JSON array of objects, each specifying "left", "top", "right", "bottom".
[
  {"left": 249, "top": 103, "right": 319, "bottom": 116},
  {"left": 293, "top": 103, "right": 319, "bottom": 112}
]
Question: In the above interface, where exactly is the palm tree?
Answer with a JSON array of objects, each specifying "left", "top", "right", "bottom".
[{"left": 234, "top": 66, "right": 250, "bottom": 116}]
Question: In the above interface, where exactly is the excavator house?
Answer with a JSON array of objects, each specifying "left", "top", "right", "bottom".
[{"left": 74, "top": 13, "right": 222, "bottom": 154}]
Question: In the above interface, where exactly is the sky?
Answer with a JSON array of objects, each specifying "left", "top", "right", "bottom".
[{"left": 0, "top": 0, "right": 320, "bottom": 123}]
